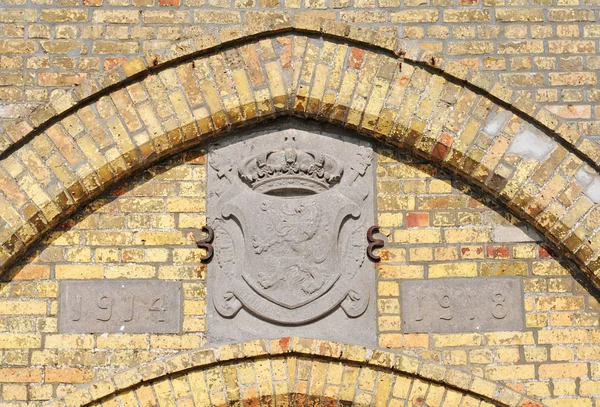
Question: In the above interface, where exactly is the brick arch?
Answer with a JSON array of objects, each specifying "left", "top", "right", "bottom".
[
  {"left": 1, "top": 18, "right": 600, "bottom": 292},
  {"left": 45, "top": 337, "right": 542, "bottom": 407}
]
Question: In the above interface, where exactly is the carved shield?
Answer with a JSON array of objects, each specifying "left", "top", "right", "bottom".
[{"left": 208, "top": 130, "right": 374, "bottom": 326}]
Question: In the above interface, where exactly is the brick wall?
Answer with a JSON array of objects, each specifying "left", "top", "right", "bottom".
[
  {"left": 0, "top": 4, "right": 599, "bottom": 147},
  {"left": 0, "top": 6, "right": 599, "bottom": 406},
  {"left": 0, "top": 141, "right": 598, "bottom": 405}
]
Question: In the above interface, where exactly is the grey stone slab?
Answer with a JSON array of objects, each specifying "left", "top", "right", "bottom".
[
  {"left": 506, "top": 122, "right": 557, "bottom": 161},
  {"left": 491, "top": 225, "right": 542, "bottom": 243},
  {"left": 401, "top": 277, "right": 524, "bottom": 333},
  {"left": 206, "top": 120, "right": 377, "bottom": 346},
  {"left": 483, "top": 110, "right": 512, "bottom": 138},
  {"left": 59, "top": 280, "right": 181, "bottom": 333},
  {"left": 575, "top": 167, "right": 600, "bottom": 203}
]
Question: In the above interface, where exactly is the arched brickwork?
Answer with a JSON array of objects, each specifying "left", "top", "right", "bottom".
[
  {"left": 44, "top": 337, "right": 542, "bottom": 407},
  {"left": 1, "top": 17, "right": 600, "bottom": 293}
]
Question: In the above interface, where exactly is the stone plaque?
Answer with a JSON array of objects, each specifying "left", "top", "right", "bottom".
[
  {"left": 207, "top": 123, "right": 376, "bottom": 345},
  {"left": 59, "top": 281, "right": 181, "bottom": 333},
  {"left": 401, "top": 277, "right": 524, "bottom": 333}
]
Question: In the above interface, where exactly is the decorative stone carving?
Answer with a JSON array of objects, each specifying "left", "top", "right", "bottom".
[{"left": 206, "top": 123, "right": 376, "bottom": 345}]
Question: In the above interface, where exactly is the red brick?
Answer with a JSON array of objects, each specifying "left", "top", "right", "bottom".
[
  {"left": 406, "top": 212, "right": 430, "bottom": 227},
  {"left": 104, "top": 57, "right": 126, "bottom": 71},
  {"left": 539, "top": 245, "right": 558, "bottom": 258},
  {"left": 349, "top": 48, "right": 365, "bottom": 70},
  {"left": 432, "top": 132, "right": 454, "bottom": 160},
  {"left": 486, "top": 245, "right": 510, "bottom": 259}
]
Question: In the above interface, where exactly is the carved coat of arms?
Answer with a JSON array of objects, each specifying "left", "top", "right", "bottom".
[{"left": 207, "top": 132, "right": 374, "bottom": 325}]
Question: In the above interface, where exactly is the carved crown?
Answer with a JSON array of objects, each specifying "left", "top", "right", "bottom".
[{"left": 238, "top": 137, "right": 343, "bottom": 194}]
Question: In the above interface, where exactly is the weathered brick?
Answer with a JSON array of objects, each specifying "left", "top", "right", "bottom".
[
  {"left": 194, "top": 11, "right": 241, "bottom": 24},
  {"left": 391, "top": 10, "right": 438, "bottom": 23},
  {"left": 55, "top": 265, "right": 104, "bottom": 279},
  {"left": 548, "top": 9, "right": 595, "bottom": 22},
  {"left": 92, "top": 10, "right": 140, "bottom": 24},
  {"left": 0, "top": 368, "right": 42, "bottom": 383},
  {"left": 45, "top": 368, "right": 94, "bottom": 383},
  {"left": 496, "top": 9, "right": 543, "bottom": 22},
  {"left": 41, "top": 9, "right": 88, "bottom": 23},
  {"left": 142, "top": 10, "right": 190, "bottom": 24},
  {"left": 485, "top": 365, "right": 536, "bottom": 380},
  {"left": 538, "top": 329, "right": 589, "bottom": 344},
  {"left": 0, "top": 9, "right": 38, "bottom": 23},
  {"left": 0, "top": 40, "right": 36, "bottom": 54},
  {"left": 429, "top": 263, "right": 477, "bottom": 278},
  {"left": 432, "top": 333, "right": 481, "bottom": 347},
  {"left": 0, "top": 301, "right": 46, "bottom": 315},
  {"left": 0, "top": 334, "right": 41, "bottom": 348},
  {"left": 444, "top": 10, "right": 490, "bottom": 22}
]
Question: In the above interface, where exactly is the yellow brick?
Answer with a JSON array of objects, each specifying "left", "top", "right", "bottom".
[
  {"left": 67, "top": 247, "right": 92, "bottom": 262},
  {"left": 546, "top": 397, "right": 592, "bottom": 406},
  {"left": 96, "top": 248, "right": 120, "bottom": 262},
  {"left": 378, "top": 282, "right": 399, "bottom": 296},
  {"left": 378, "top": 316, "right": 401, "bottom": 331},
  {"left": 538, "top": 329, "right": 589, "bottom": 344},
  {"left": 577, "top": 346, "right": 600, "bottom": 360},
  {"left": 391, "top": 9, "right": 438, "bottom": 23},
  {"left": 513, "top": 244, "right": 537, "bottom": 259},
  {"left": 55, "top": 265, "right": 104, "bottom": 279},
  {"left": 431, "top": 333, "right": 481, "bottom": 347},
  {"left": 532, "top": 261, "right": 570, "bottom": 276},
  {"left": 536, "top": 296, "right": 585, "bottom": 311},
  {"left": 550, "top": 346, "right": 574, "bottom": 361},
  {"left": 485, "top": 364, "right": 536, "bottom": 380},
  {"left": 480, "top": 262, "right": 528, "bottom": 276},
  {"left": 378, "top": 196, "right": 416, "bottom": 211},
  {"left": 3, "top": 384, "right": 28, "bottom": 401},
  {"left": 496, "top": 348, "right": 520, "bottom": 363},
  {"left": 105, "top": 264, "right": 156, "bottom": 279},
  {"left": 37, "top": 282, "right": 58, "bottom": 298},
  {"left": 183, "top": 317, "right": 205, "bottom": 332},
  {"left": 0, "top": 301, "right": 47, "bottom": 315},
  {"left": 539, "top": 362, "right": 588, "bottom": 379},
  {"left": 135, "top": 231, "right": 187, "bottom": 245},
  {"left": 428, "top": 262, "right": 477, "bottom": 278},
  {"left": 46, "top": 367, "right": 93, "bottom": 384},
  {"left": 0, "top": 334, "right": 41, "bottom": 349},
  {"left": 158, "top": 265, "right": 205, "bottom": 280},
  {"left": 184, "top": 300, "right": 205, "bottom": 315},
  {"left": 173, "top": 248, "right": 205, "bottom": 263},
  {"left": 0, "top": 368, "right": 42, "bottom": 383},
  {"left": 45, "top": 334, "right": 94, "bottom": 349},
  {"left": 178, "top": 214, "right": 206, "bottom": 229},
  {"left": 444, "top": 228, "right": 490, "bottom": 243},
  {"left": 444, "top": 350, "right": 467, "bottom": 365},
  {"left": 429, "top": 179, "right": 452, "bottom": 194},
  {"left": 86, "top": 232, "right": 133, "bottom": 246},
  {"left": 410, "top": 247, "right": 433, "bottom": 261},
  {"left": 469, "top": 349, "right": 493, "bottom": 364},
  {"left": 392, "top": 376, "right": 412, "bottom": 399},
  {"left": 552, "top": 380, "right": 578, "bottom": 397},
  {"left": 96, "top": 334, "right": 148, "bottom": 349},
  {"left": 484, "top": 332, "right": 535, "bottom": 346},
  {"left": 146, "top": 248, "right": 169, "bottom": 263},
  {"left": 580, "top": 380, "right": 600, "bottom": 396},
  {"left": 150, "top": 334, "right": 202, "bottom": 349},
  {"left": 42, "top": 231, "right": 81, "bottom": 246},
  {"left": 393, "top": 229, "right": 441, "bottom": 244},
  {"left": 377, "top": 212, "right": 403, "bottom": 227},
  {"left": 378, "top": 265, "right": 424, "bottom": 279}
]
